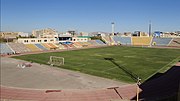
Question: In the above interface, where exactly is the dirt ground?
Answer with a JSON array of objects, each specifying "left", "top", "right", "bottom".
[{"left": 1, "top": 57, "right": 127, "bottom": 90}]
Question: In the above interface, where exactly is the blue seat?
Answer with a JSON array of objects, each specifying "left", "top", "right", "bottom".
[
  {"left": 95, "top": 40, "right": 105, "bottom": 45},
  {"left": 152, "top": 38, "right": 172, "bottom": 46},
  {"left": 35, "top": 44, "right": 48, "bottom": 50},
  {"left": 113, "top": 36, "right": 131, "bottom": 45},
  {"left": 0, "top": 43, "right": 14, "bottom": 54}
]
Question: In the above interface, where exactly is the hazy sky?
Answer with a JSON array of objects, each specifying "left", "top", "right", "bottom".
[{"left": 1, "top": 0, "right": 180, "bottom": 33}]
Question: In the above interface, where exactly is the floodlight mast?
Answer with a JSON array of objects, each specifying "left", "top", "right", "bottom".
[
  {"left": 149, "top": 20, "right": 152, "bottom": 37},
  {"left": 136, "top": 77, "right": 141, "bottom": 101},
  {"left": 111, "top": 22, "right": 115, "bottom": 36}
]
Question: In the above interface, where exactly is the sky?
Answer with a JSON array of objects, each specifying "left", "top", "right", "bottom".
[{"left": 1, "top": 0, "right": 180, "bottom": 33}]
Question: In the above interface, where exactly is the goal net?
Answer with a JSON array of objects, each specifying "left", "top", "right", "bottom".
[{"left": 48, "top": 56, "right": 64, "bottom": 66}]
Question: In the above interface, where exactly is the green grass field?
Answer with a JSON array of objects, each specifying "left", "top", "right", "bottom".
[{"left": 12, "top": 46, "right": 180, "bottom": 83}]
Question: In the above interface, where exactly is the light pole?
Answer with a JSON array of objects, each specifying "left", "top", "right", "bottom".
[
  {"left": 111, "top": 22, "right": 115, "bottom": 36},
  {"left": 136, "top": 77, "right": 141, "bottom": 101},
  {"left": 149, "top": 20, "right": 152, "bottom": 37}
]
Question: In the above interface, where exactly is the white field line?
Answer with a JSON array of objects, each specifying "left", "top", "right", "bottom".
[
  {"left": 145, "top": 55, "right": 180, "bottom": 80},
  {"left": 102, "top": 66, "right": 119, "bottom": 72}
]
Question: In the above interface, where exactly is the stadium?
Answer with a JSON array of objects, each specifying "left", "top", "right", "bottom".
[{"left": 1, "top": 30, "right": 180, "bottom": 101}]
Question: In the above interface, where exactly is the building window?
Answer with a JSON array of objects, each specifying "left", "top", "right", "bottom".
[
  {"left": 24, "top": 40, "right": 28, "bottom": 43},
  {"left": 31, "top": 40, "right": 35, "bottom": 42},
  {"left": 38, "top": 40, "right": 41, "bottom": 42},
  {"left": 44, "top": 40, "right": 47, "bottom": 42}
]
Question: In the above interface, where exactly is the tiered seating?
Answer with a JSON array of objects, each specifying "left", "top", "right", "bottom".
[
  {"left": 95, "top": 40, "right": 106, "bottom": 45},
  {"left": 88, "top": 40, "right": 104, "bottom": 46},
  {"left": 132, "top": 37, "right": 152, "bottom": 46},
  {"left": 48, "top": 43, "right": 58, "bottom": 49},
  {"left": 58, "top": 44, "right": 66, "bottom": 49},
  {"left": 25, "top": 44, "right": 42, "bottom": 51},
  {"left": 41, "top": 43, "right": 52, "bottom": 49},
  {"left": 0, "top": 43, "right": 14, "bottom": 55},
  {"left": 66, "top": 44, "right": 76, "bottom": 48},
  {"left": 168, "top": 38, "right": 180, "bottom": 47},
  {"left": 8, "top": 43, "right": 30, "bottom": 53},
  {"left": 35, "top": 44, "right": 48, "bottom": 50},
  {"left": 79, "top": 42, "right": 90, "bottom": 47},
  {"left": 41, "top": 43, "right": 57, "bottom": 50},
  {"left": 89, "top": 40, "right": 97, "bottom": 45},
  {"left": 70, "top": 44, "right": 77, "bottom": 48},
  {"left": 102, "top": 36, "right": 114, "bottom": 45},
  {"left": 113, "top": 36, "right": 131, "bottom": 45},
  {"left": 151, "top": 38, "right": 172, "bottom": 46},
  {"left": 59, "top": 42, "right": 76, "bottom": 49},
  {"left": 62, "top": 44, "right": 69, "bottom": 49},
  {"left": 73, "top": 42, "right": 83, "bottom": 48},
  {"left": 84, "top": 42, "right": 94, "bottom": 47}
]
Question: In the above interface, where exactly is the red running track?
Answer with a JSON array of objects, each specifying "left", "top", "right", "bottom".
[{"left": 0, "top": 84, "right": 137, "bottom": 101}]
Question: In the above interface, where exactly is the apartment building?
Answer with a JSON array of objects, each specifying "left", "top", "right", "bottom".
[{"left": 32, "top": 28, "right": 58, "bottom": 38}]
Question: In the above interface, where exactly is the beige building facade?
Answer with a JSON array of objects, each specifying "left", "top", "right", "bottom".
[
  {"left": 18, "top": 38, "right": 57, "bottom": 44},
  {"left": 32, "top": 28, "right": 58, "bottom": 38}
]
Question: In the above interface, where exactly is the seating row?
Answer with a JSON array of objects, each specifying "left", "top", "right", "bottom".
[
  {"left": 111, "top": 36, "right": 180, "bottom": 46},
  {"left": 1, "top": 40, "right": 106, "bottom": 55}
]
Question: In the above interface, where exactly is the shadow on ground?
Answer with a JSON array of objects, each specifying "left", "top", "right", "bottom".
[{"left": 132, "top": 65, "right": 180, "bottom": 101}]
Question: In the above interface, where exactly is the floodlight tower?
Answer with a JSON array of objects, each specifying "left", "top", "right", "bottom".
[
  {"left": 148, "top": 20, "right": 152, "bottom": 37},
  {"left": 111, "top": 22, "right": 115, "bottom": 36}
]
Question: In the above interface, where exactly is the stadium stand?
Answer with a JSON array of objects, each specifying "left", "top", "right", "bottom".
[
  {"left": 25, "top": 44, "right": 42, "bottom": 51},
  {"left": 67, "top": 44, "right": 76, "bottom": 48},
  {"left": 86, "top": 41, "right": 95, "bottom": 47},
  {"left": 0, "top": 43, "right": 15, "bottom": 55},
  {"left": 41, "top": 43, "right": 52, "bottom": 49},
  {"left": 87, "top": 40, "right": 106, "bottom": 46},
  {"left": 41, "top": 43, "right": 58, "bottom": 50},
  {"left": 60, "top": 42, "right": 76, "bottom": 49},
  {"left": 112, "top": 36, "right": 131, "bottom": 45},
  {"left": 1, "top": 37, "right": 179, "bottom": 56},
  {"left": 95, "top": 40, "right": 106, "bottom": 45},
  {"left": 89, "top": 40, "right": 98, "bottom": 45},
  {"left": 73, "top": 42, "right": 83, "bottom": 48},
  {"left": 58, "top": 44, "right": 66, "bottom": 49},
  {"left": 132, "top": 37, "right": 152, "bottom": 46},
  {"left": 102, "top": 36, "right": 114, "bottom": 45},
  {"left": 79, "top": 42, "right": 90, "bottom": 47},
  {"left": 8, "top": 43, "right": 31, "bottom": 53},
  {"left": 168, "top": 38, "right": 180, "bottom": 47},
  {"left": 62, "top": 44, "right": 68, "bottom": 49},
  {"left": 151, "top": 38, "right": 172, "bottom": 46},
  {"left": 35, "top": 44, "right": 48, "bottom": 50},
  {"left": 48, "top": 43, "right": 58, "bottom": 49}
]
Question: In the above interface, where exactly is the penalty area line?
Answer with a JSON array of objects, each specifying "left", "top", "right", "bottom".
[{"left": 102, "top": 66, "right": 119, "bottom": 72}]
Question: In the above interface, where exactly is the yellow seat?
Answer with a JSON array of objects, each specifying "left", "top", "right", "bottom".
[
  {"left": 132, "top": 37, "right": 152, "bottom": 46},
  {"left": 25, "top": 44, "right": 41, "bottom": 51}
]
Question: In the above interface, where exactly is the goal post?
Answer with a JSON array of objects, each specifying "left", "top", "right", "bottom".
[{"left": 48, "top": 56, "right": 64, "bottom": 66}]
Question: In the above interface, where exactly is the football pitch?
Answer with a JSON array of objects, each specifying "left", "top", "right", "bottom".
[{"left": 12, "top": 46, "right": 180, "bottom": 83}]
